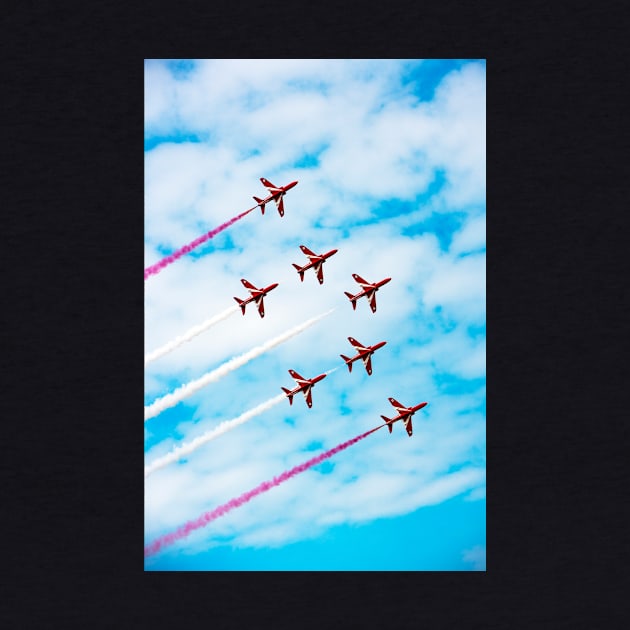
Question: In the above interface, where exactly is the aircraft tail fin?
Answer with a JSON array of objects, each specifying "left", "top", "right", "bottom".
[
  {"left": 344, "top": 291, "right": 357, "bottom": 310},
  {"left": 281, "top": 387, "right": 293, "bottom": 405},
  {"left": 253, "top": 196, "right": 265, "bottom": 214},
  {"left": 340, "top": 355, "right": 352, "bottom": 372},
  {"left": 234, "top": 297, "right": 246, "bottom": 315},
  {"left": 381, "top": 415, "right": 393, "bottom": 433},
  {"left": 292, "top": 263, "right": 305, "bottom": 281}
]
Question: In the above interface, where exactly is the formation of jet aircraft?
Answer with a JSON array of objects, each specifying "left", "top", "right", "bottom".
[
  {"left": 380, "top": 398, "right": 428, "bottom": 437},
  {"left": 293, "top": 245, "right": 338, "bottom": 284},
  {"left": 281, "top": 369, "right": 327, "bottom": 408},
  {"left": 233, "top": 278, "right": 279, "bottom": 318},
  {"left": 344, "top": 274, "right": 392, "bottom": 313},
  {"left": 233, "top": 178, "right": 427, "bottom": 430},
  {"left": 340, "top": 337, "right": 387, "bottom": 376},
  {"left": 253, "top": 177, "right": 298, "bottom": 217}
]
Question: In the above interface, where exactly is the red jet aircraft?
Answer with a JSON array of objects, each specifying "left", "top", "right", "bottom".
[
  {"left": 380, "top": 397, "right": 428, "bottom": 437},
  {"left": 340, "top": 337, "right": 387, "bottom": 376},
  {"left": 292, "top": 245, "right": 338, "bottom": 284},
  {"left": 253, "top": 177, "right": 298, "bottom": 217},
  {"left": 344, "top": 274, "right": 392, "bottom": 313},
  {"left": 281, "top": 369, "right": 327, "bottom": 408},
  {"left": 233, "top": 278, "right": 279, "bottom": 318}
]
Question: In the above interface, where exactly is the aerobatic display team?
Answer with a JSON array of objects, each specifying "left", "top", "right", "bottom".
[{"left": 144, "top": 177, "right": 429, "bottom": 557}]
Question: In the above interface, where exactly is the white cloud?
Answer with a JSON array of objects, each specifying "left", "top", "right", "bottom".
[
  {"left": 144, "top": 59, "right": 486, "bottom": 556},
  {"left": 450, "top": 214, "right": 486, "bottom": 255},
  {"left": 422, "top": 252, "right": 486, "bottom": 323},
  {"left": 462, "top": 544, "right": 486, "bottom": 570},
  {"left": 465, "top": 486, "right": 486, "bottom": 501}
]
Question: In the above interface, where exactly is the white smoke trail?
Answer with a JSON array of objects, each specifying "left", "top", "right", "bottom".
[
  {"left": 145, "top": 305, "right": 239, "bottom": 366},
  {"left": 144, "top": 393, "right": 286, "bottom": 478},
  {"left": 144, "top": 308, "right": 335, "bottom": 422}
]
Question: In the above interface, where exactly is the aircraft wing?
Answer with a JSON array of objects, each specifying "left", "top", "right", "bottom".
[
  {"left": 275, "top": 195, "right": 285, "bottom": 217},
  {"left": 289, "top": 369, "right": 305, "bottom": 383},
  {"left": 403, "top": 416, "right": 413, "bottom": 436},
  {"left": 241, "top": 278, "right": 258, "bottom": 292},
  {"left": 389, "top": 397, "right": 407, "bottom": 412},
  {"left": 368, "top": 291, "right": 378, "bottom": 313},
  {"left": 303, "top": 387, "right": 313, "bottom": 408},
  {"left": 256, "top": 296, "right": 265, "bottom": 318},
  {"left": 314, "top": 262, "right": 324, "bottom": 284},
  {"left": 348, "top": 337, "right": 366, "bottom": 350},
  {"left": 352, "top": 273, "right": 372, "bottom": 288},
  {"left": 260, "top": 177, "right": 278, "bottom": 190},
  {"left": 300, "top": 245, "right": 317, "bottom": 258},
  {"left": 362, "top": 354, "right": 373, "bottom": 376}
]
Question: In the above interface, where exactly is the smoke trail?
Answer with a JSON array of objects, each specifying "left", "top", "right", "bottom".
[
  {"left": 145, "top": 393, "right": 286, "bottom": 478},
  {"left": 144, "top": 208, "right": 254, "bottom": 280},
  {"left": 145, "top": 305, "right": 239, "bottom": 366},
  {"left": 144, "top": 425, "right": 382, "bottom": 557},
  {"left": 144, "top": 308, "right": 335, "bottom": 422},
  {"left": 146, "top": 366, "right": 343, "bottom": 477}
]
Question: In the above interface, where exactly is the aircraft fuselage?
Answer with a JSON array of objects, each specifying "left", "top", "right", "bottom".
[
  {"left": 302, "top": 249, "right": 338, "bottom": 269},
  {"left": 361, "top": 277, "right": 391, "bottom": 297},
  {"left": 389, "top": 401, "right": 428, "bottom": 423}
]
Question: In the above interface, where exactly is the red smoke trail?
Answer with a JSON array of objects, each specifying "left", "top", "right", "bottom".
[
  {"left": 144, "top": 425, "right": 382, "bottom": 557},
  {"left": 144, "top": 208, "right": 254, "bottom": 280}
]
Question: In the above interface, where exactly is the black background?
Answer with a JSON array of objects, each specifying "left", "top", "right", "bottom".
[{"left": 1, "top": 0, "right": 627, "bottom": 626}]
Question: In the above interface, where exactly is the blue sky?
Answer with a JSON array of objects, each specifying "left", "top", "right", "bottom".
[{"left": 144, "top": 59, "right": 486, "bottom": 571}]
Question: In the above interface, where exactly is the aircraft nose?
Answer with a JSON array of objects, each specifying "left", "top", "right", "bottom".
[{"left": 288, "top": 180, "right": 298, "bottom": 189}]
